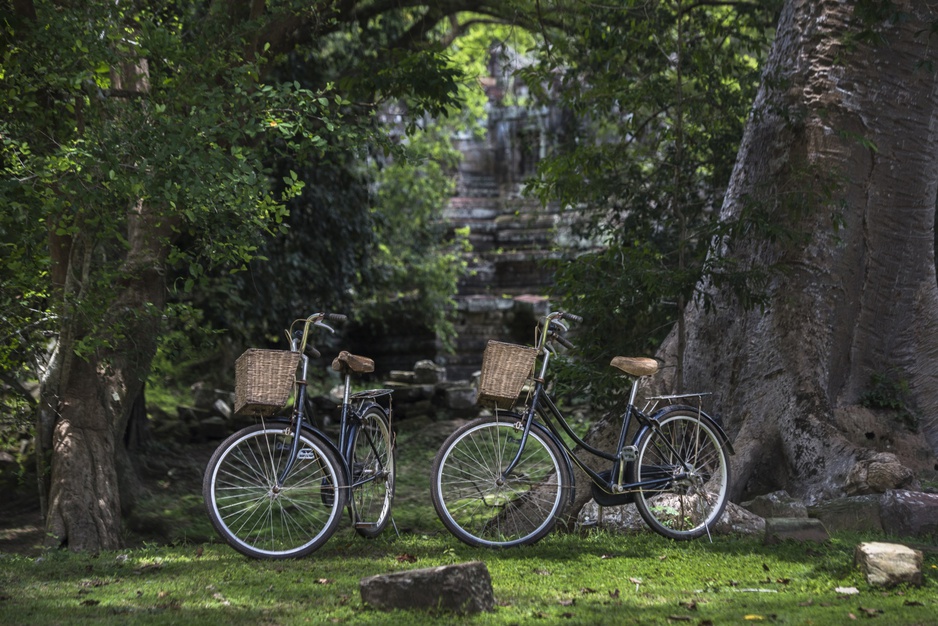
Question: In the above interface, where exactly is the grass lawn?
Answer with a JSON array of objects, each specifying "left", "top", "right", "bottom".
[{"left": 1, "top": 415, "right": 936, "bottom": 625}]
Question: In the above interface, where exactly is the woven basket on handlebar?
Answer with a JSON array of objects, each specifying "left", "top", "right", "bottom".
[
  {"left": 477, "top": 340, "right": 538, "bottom": 410},
  {"left": 234, "top": 349, "right": 301, "bottom": 416}
]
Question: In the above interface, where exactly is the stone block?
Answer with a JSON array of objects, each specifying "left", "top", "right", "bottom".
[
  {"left": 854, "top": 542, "right": 923, "bottom": 587},
  {"left": 360, "top": 561, "right": 494, "bottom": 614},
  {"left": 808, "top": 495, "right": 883, "bottom": 533},
  {"left": 763, "top": 517, "right": 830, "bottom": 544},
  {"left": 414, "top": 360, "right": 446, "bottom": 384}
]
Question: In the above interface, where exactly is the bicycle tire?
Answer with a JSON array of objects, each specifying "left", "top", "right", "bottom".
[
  {"left": 350, "top": 405, "right": 395, "bottom": 538},
  {"left": 430, "top": 414, "right": 571, "bottom": 548},
  {"left": 203, "top": 423, "right": 347, "bottom": 559},
  {"left": 628, "top": 406, "right": 731, "bottom": 540}
]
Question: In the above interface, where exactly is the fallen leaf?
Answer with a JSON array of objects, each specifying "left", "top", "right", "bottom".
[
  {"left": 836, "top": 587, "right": 860, "bottom": 595},
  {"left": 213, "top": 592, "right": 230, "bottom": 606},
  {"left": 628, "top": 577, "right": 642, "bottom": 585},
  {"left": 904, "top": 600, "right": 924, "bottom": 607},
  {"left": 580, "top": 587, "right": 596, "bottom": 594},
  {"left": 776, "top": 578, "right": 791, "bottom": 585},
  {"left": 679, "top": 600, "right": 698, "bottom": 610},
  {"left": 316, "top": 578, "right": 332, "bottom": 585},
  {"left": 743, "top": 615, "right": 763, "bottom": 621},
  {"left": 609, "top": 589, "right": 620, "bottom": 599},
  {"left": 559, "top": 598, "right": 575, "bottom": 606},
  {"left": 848, "top": 613, "right": 857, "bottom": 620},
  {"left": 196, "top": 547, "right": 203, "bottom": 558},
  {"left": 859, "top": 606, "right": 883, "bottom": 617},
  {"left": 396, "top": 553, "right": 417, "bottom": 563},
  {"left": 80, "top": 599, "right": 100, "bottom": 607}
]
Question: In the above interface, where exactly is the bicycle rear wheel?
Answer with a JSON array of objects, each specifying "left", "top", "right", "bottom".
[
  {"left": 628, "top": 407, "right": 731, "bottom": 540},
  {"left": 350, "top": 405, "right": 395, "bottom": 538},
  {"left": 430, "top": 414, "right": 571, "bottom": 548},
  {"left": 203, "top": 423, "right": 347, "bottom": 559}
]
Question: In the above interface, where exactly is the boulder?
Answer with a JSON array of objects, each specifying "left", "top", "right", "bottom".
[
  {"left": 715, "top": 502, "right": 766, "bottom": 536},
  {"left": 578, "top": 500, "right": 764, "bottom": 536},
  {"left": 360, "top": 561, "right": 494, "bottom": 614},
  {"left": 741, "top": 490, "right": 807, "bottom": 519},
  {"left": 880, "top": 489, "right": 938, "bottom": 537},
  {"left": 854, "top": 542, "right": 923, "bottom": 587},
  {"left": 844, "top": 452, "right": 916, "bottom": 495}
]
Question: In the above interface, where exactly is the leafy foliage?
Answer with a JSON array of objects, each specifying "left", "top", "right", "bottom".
[{"left": 517, "top": 0, "right": 782, "bottom": 403}]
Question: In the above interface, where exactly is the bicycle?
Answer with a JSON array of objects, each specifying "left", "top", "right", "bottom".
[
  {"left": 203, "top": 312, "right": 396, "bottom": 559},
  {"left": 430, "top": 310, "right": 733, "bottom": 548}
]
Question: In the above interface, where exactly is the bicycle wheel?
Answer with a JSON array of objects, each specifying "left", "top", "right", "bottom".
[
  {"left": 628, "top": 407, "right": 731, "bottom": 540},
  {"left": 430, "top": 414, "right": 571, "bottom": 548},
  {"left": 203, "top": 423, "right": 347, "bottom": 559},
  {"left": 350, "top": 405, "right": 395, "bottom": 538}
]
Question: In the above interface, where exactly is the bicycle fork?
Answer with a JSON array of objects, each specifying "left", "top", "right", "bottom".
[{"left": 276, "top": 353, "right": 311, "bottom": 489}]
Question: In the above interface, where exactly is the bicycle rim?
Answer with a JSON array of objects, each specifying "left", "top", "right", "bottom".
[
  {"left": 431, "top": 416, "right": 568, "bottom": 548},
  {"left": 630, "top": 411, "right": 730, "bottom": 540},
  {"left": 350, "top": 407, "right": 395, "bottom": 538},
  {"left": 204, "top": 425, "right": 346, "bottom": 558}
]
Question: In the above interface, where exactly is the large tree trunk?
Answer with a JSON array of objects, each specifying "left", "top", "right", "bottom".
[
  {"left": 617, "top": 0, "right": 938, "bottom": 506},
  {"left": 44, "top": 200, "right": 170, "bottom": 550}
]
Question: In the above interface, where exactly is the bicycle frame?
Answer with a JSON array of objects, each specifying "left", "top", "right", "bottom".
[
  {"left": 501, "top": 315, "right": 731, "bottom": 498},
  {"left": 274, "top": 320, "right": 391, "bottom": 496}
]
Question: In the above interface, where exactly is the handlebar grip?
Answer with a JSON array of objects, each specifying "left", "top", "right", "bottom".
[
  {"left": 554, "top": 333, "right": 575, "bottom": 350},
  {"left": 327, "top": 313, "right": 347, "bottom": 322},
  {"left": 306, "top": 344, "right": 321, "bottom": 358},
  {"left": 562, "top": 312, "right": 583, "bottom": 323}
]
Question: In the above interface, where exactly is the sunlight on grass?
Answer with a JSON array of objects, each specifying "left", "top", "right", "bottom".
[{"left": 1, "top": 530, "right": 935, "bottom": 625}]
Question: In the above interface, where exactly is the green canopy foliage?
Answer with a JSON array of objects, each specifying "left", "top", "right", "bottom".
[
  {"left": 518, "top": 0, "right": 782, "bottom": 406},
  {"left": 0, "top": 1, "right": 523, "bottom": 394}
]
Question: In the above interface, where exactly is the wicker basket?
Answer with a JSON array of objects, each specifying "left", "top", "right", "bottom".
[
  {"left": 477, "top": 341, "right": 538, "bottom": 410},
  {"left": 234, "top": 349, "right": 301, "bottom": 416}
]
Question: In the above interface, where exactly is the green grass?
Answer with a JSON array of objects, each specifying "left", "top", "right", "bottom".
[
  {"left": 1, "top": 531, "right": 936, "bottom": 625},
  {"left": 2, "top": 415, "right": 937, "bottom": 625}
]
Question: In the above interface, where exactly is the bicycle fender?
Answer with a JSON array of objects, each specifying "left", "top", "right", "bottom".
[
  {"left": 264, "top": 418, "right": 351, "bottom": 483},
  {"left": 638, "top": 404, "right": 735, "bottom": 455}
]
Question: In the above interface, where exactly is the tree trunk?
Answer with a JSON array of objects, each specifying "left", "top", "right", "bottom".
[
  {"left": 44, "top": 200, "right": 170, "bottom": 550},
  {"left": 614, "top": 0, "right": 938, "bottom": 506},
  {"left": 555, "top": 0, "right": 938, "bottom": 521}
]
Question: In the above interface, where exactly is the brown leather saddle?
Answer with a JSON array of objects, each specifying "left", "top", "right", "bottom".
[{"left": 331, "top": 350, "right": 375, "bottom": 375}]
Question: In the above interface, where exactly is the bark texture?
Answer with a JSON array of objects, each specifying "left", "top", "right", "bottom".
[
  {"left": 44, "top": 200, "right": 171, "bottom": 551},
  {"left": 641, "top": 0, "right": 938, "bottom": 504}
]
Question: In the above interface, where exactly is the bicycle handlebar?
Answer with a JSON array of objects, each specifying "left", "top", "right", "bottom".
[
  {"left": 288, "top": 312, "right": 347, "bottom": 356},
  {"left": 538, "top": 310, "right": 581, "bottom": 351}
]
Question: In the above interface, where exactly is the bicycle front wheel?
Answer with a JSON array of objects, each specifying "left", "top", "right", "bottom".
[
  {"left": 350, "top": 405, "right": 395, "bottom": 538},
  {"left": 203, "top": 423, "right": 347, "bottom": 559},
  {"left": 628, "top": 407, "right": 731, "bottom": 540},
  {"left": 430, "top": 415, "right": 571, "bottom": 548}
]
